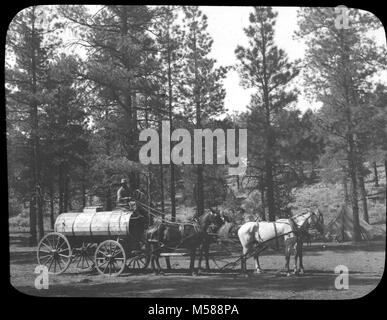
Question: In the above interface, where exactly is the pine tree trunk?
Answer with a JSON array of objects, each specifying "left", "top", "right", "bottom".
[
  {"left": 192, "top": 25, "right": 205, "bottom": 217},
  {"left": 82, "top": 182, "right": 86, "bottom": 208},
  {"left": 167, "top": 44, "right": 176, "bottom": 222},
  {"left": 31, "top": 8, "right": 44, "bottom": 242},
  {"left": 384, "top": 160, "right": 387, "bottom": 210},
  {"left": 58, "top": 165, "right": 63, "bottom": 214},
  {"left": 260, "top": 180, "right": 266, "bottom": 221},
  {"left": 265, "top": 160, "right": 276, "bottom": 221},
  {"left": 373, "top": 162, "right": 379, "bottom": 187},
  {"left": 357, "top": 168, "right": 369, "bottom": 224},
  {"left": 63, "top": 166, "right": 69, "bottom": 213},
  {"left": 343, "top": 175, "right": 349, "bottom": 205},
  {"left": 49, "top": 184, "right": 55, "bottom": 230},
  {"left": 36, "top": 187, "right": 44, "bottom": 241},
  {"left": 29, "top": 197, "right": 37, "bottom": 246},
  {"left": 158, "top": 121, "right": 165, "bottom": 214},
  {"left": 106, "top": 187, "right": 112, "bottom": 211},
  {"left": 262, "top": 31, "right": 275, "bottom": 221},
  {"left": 348, "top": 136, "right": 362, "bottom": 242},
  {"left": 160, "top": 164, "right": 165, "bottom": 213},
  {"left": 196, "top": 165, "right": 204, "bottom": 216}
]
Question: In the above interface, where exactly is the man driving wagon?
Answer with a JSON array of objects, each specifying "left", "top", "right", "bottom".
[{"left": 117, "top": 178, "right": 133, "bottom": 208}]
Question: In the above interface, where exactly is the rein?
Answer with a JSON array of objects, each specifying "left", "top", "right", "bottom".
[{"left": 135, "top": 200, "right": 198, "bottom": 228}]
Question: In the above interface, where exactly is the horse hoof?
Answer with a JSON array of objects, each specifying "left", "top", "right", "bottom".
[
  {"left": 286, "top": 273, "right": 291, "bottom": 277},
  {"left": 255, "top": 269, "right": 263, "bottom": 274},
  {"left": 299, "top": 269, "right": 304, "bottom": 276}
]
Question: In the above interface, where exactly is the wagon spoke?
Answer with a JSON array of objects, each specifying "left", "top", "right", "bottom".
[
  {"left": 39, "top": 253, "right": 52, "bottom": 260},
  {"left": 41, "top": 242, "right": 53, "bottom": 251},
  {"left": 87, "top": 255, "right": 95, "bottom": 266},
  {"left": 103, "top": 262, "right": 109, "bottom": 274},
  {"left": 42, "top": 255, "right": 53, "bottom": 265},
  {"left": 57, "top": 257, "right": 63, "bottom": 270},
  {"left": 56, "top": 239, "right": 66, "bottom": 251},
  {"left": 84, "top": 256, "right": 90, "bottom": 268},
  {"left": 39, "top": 251, "right": 52, "bottom": 257},
  {"left": 112, "top": 250, "right": 123, "bottom": 258},
  {"left": 51, "top": 235, "right": 56, "bottom": 249}
]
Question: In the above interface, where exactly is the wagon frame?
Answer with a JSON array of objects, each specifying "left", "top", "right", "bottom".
[{"left": 36, "top": 204, "right": 151, "bottom": 276}]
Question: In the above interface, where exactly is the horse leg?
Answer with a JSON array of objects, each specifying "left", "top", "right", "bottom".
[
  {"left": 254, "top": 252, "right": 262, "bottom": 274},
  {"left": 241, "top": 246, "right": 249, "bottom": 277},
  {"left": 293, "top": 243, "right": 299, "bottom": 275},
  {"left": 284, "top": 243, "right": 291, "bottom": 276},
  {"left": 165, "top": 257, "right": 171, "bottom": 270},
  {"left": 150, "top": 244, "right": 158, "bottom": 274},
  {"left": 189, "top": 248, "right": 197, "bottom": 276},
  {"left": 203, "top": 240, "right": 210, "bottom": 271},
  {"left": 197, "top": 243, "right": 204, "bottom": 275},
  {"left": 298, "top": 240, "right": 304, "bottom": 275}
]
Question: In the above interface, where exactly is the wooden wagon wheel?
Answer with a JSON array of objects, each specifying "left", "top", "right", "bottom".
[
  {"left": 127, "top": 240, "right": 150, "bottom": 270},
  {"left": 94, "top": 240, "right": 126, "bottom": 276},
  {"left": 71, "top": 242, "right": 96, "bottom": 271},
  {"left": 37, "top": 232, "right": 72, "bottom": 275}
]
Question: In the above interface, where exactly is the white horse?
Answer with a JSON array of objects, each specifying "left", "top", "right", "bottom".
[{"left": 238, "top": 209, "right": 324, "bottom": 276}]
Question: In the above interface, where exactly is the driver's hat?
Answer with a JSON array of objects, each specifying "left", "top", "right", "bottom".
[{"left": 121, "top": 178, "right": 128, "bottom": 184}]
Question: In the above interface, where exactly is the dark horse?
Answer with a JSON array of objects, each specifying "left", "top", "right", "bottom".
[{"left": 146, "top": 209, "right": 225, "bottom": 275}]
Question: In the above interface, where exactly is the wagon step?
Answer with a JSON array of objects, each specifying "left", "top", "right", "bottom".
[
  {"left": 159, "top": 252, "right": 190, "bottom": 257},
  {"left": 207, "top": 251, "right": 232, "bottom": 257}
]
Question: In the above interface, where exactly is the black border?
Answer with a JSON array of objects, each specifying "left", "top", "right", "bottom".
[{"left": 2, "top": 1, "right": 386, "bottom": 316}]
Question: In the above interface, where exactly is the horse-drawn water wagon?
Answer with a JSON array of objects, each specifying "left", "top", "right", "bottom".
[{"left": 37, "top": 203, "right": 150, "bottom": 276}]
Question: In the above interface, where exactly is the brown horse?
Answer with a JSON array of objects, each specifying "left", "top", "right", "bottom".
[
  {"left": 196, "top": 211, "right": 234, "bottom": 273},
  {"left": 146, "top": 209, "right": 225, "bottom": 275}
]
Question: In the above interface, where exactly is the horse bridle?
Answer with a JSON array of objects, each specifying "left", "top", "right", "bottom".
[{"left": 289, "top": 209, "right": 323, "bottom": 235}]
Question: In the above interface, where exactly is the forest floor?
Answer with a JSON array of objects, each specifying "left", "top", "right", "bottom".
[{"left": 10, "top": 232, "right": 385, "bottom": 299}]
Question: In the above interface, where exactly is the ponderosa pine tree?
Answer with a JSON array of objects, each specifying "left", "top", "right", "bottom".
[
  {"left": 179, "top": 6, "right": 228, "bottom": 216},
  {"left": 6, "top": 6, "right": 63, "bottom": 243},
  {"left": 155, "top": 6, "right": 184, "bottom": 220},
  {"left": 61, "top": 5, "right": 158, "bottom": 191},
  {"left": 297, "top": 7, "right": 386, "bottom": 241},
  {"left": 235, "top": 7, "right": 299, "bottom": 221}
]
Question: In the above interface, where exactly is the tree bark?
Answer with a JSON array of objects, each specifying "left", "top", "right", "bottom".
[
  {"left": 167, "top": 34, "right": 177, "bottom": 222},
  {"left": 58, "top": 164, "right": 64, "bottom": 214},
  {"left": 49, "top": 183, "right": 55, "bottom": 230},
  {"left": 348, "top": 135, "right": 362, "bottom": 242},
  {"left": 373, "top": 162, "right": 379, "bottom": 187},
  {"left": 82, "top": 181, "right": 86, "bottom": 208},
  {"left": 192, "top": 24, "right": 204, "bottom": 216},
  {"left": 260, "top": 177, "right": 266, "bottom": 221},
  {"left": 385, "top": 160, "right": 387, "bottom": 210},
  {"left": 158, "top": 121, "right": 165, "bottom": 214},
  {"left": 30, "top": 7, "right": 44, "bottom": 241},
  {"left": 357, "top": 167, "right": 369, "bottom": 224},
  {"left": 63, "top": 164, "right": 69, "bottom": 213},
  {"left": 29, "top": 197, "right": 37, "bottom": 246},
  {"left": 261, "top": 24, "right": 275, "bottom": 222},
  {"left": 106, "top": 187, "right": 112, "bottom": 211},
  {"left": 265, "top": 160, "right": 276, "bottom": 221},
  {"left": 342, "top": 175, "right": 349, "bottom": 205}
]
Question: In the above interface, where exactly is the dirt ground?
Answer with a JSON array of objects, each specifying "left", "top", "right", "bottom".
[{"left": 9, "top": 233, "right": 385, "bottom": 299}]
